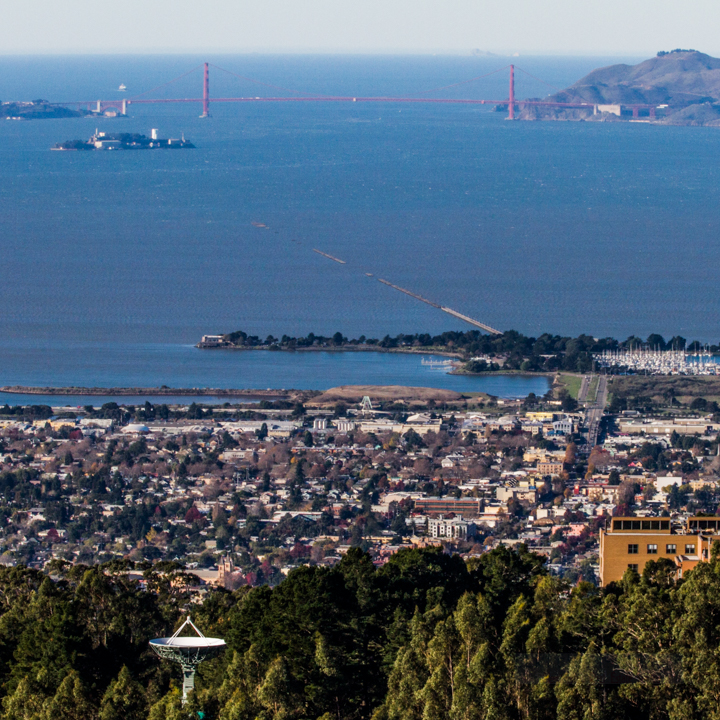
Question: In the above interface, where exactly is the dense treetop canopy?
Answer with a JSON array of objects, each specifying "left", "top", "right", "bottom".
[{"left": 0, "top": 545, "right": 719, "bottom": 719}]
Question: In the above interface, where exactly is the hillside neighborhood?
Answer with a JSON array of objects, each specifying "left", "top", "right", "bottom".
[{"left": 1, "top": 377, "right": 719, "bottom": 592}]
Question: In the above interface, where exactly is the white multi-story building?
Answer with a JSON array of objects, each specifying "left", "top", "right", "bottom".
[{"left": 428, "top": 516, "right": 477, "bottom": 540}]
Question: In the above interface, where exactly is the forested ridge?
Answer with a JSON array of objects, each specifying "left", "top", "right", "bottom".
[{"left": 2, "top": 546, "right": 720, "bottom": 719}]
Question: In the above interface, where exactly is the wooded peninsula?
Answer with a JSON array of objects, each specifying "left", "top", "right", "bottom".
[{"left": 198, "top": 329, "right": 716, "bottom": 375}]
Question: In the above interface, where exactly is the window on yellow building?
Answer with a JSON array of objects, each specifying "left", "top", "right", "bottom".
[
  {"left": 628, "top": 564, "right": 638, "bottom": 572},
  {"left": 628, "top": 544, "right": 638, "bottom": 554},
  {"left": 666, "top": 544, "right": 676, "bottom": 554},
  {"left": 685, "top": 544, "right": 696, "bottom": 554},
  {"left": 647, "top": 544, "right": 657, "bottom": 554}
]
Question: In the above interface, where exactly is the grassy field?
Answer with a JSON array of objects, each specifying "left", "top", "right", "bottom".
[
  {"left": 311, "top": 385, "right": 465, "bottom": 405},
  {"left": 556, "top": 373, "right": 583, "bottom": 399},
  {"left": 609, "top": 375, "right": 720, "bottom": 403}
]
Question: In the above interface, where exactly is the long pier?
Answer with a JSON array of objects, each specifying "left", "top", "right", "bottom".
[
  {"left": 439, "top": 307, "right": 502, "bottom": 335},
  {"left": 312, "top": 249, "right": 346, "bottom": 264},
  {"left": 377, "top": 279, "right": 502, "bottom": 335},
  {"left": 377, "top": 279, "right": 442, "bottom": 309}
]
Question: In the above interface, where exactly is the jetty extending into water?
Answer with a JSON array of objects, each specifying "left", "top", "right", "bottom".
[
  {"left": 312, "top": 249, "right": 346, "bottom": 264},
  {"left": 0, "top": 386, "right": 292, "bottom": 398},
  {"left": 375, "top": 279, "right": 502, "bottom": 334}
]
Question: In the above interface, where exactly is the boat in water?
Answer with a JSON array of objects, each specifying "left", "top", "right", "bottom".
[{"left": 118, "top": 84, "right": 127, "bottom": 92}]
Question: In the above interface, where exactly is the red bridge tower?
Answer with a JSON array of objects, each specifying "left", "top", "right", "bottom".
[
  {"left": 201, "top": 62, "right": 210, "bottom": 118},
  {"left": 508, "top": 64, "right": 515, "bottom": 120}
]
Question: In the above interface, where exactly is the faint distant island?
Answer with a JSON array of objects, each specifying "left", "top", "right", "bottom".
[
  {"left": 1, "top": 100, "right": 93, "bottom": 120},
  {"left": 518, "top": 49, "right": 720, "bottom": 126},
  {"left": 52, "top": 130, "right": 194, "bottom": 151}
]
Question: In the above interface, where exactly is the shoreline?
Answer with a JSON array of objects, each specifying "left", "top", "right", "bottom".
[
  {"left": 196, "top": 344, "right": 464, "bottom": 359},
  {"left": 0, "top": 373, "right": 554, "bottom": 400},
  {"left": 449, "top": 368, "right": 553, "bottom": 378},
  {"left": 0, "top": 386, "right": 298, "bottom": 399}
]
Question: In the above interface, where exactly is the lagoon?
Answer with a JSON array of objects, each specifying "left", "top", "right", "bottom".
[{"left": 0, "top": 343, "right": 550, "bottom": 404}]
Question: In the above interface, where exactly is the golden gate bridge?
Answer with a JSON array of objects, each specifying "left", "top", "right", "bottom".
[{"left": 49, "top": 62, "right": 660, "bottom": 120}]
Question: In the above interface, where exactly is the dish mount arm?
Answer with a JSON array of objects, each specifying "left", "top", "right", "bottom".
[{"left": 170, "top": 616, "right": 206, "bottom": 641}]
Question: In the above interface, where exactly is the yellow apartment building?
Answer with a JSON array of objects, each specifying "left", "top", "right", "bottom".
[
  {"left": 599, "top": 516, "right": 720, "bottom": 585},
  {"left": 526, "top": 412, "right": 557, "bottom": 422},
  {"left": 537, "top": 461, "right": 564, "bottom": 477}
]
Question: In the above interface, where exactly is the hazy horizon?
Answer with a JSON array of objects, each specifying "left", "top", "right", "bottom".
[
  {"left": 0, "top": 50, "right": 650, "bottom": 58},
  {"left": 3, "top": 0, "right": 720, "bottom": 57}
]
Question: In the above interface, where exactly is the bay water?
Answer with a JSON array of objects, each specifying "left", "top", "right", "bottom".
[{"left": 2, "top": 54, "right": 717, "bottom": 399}]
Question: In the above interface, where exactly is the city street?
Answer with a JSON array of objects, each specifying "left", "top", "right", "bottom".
[{"left": 583, "top": 375, "right": 608, "bottom": 451}]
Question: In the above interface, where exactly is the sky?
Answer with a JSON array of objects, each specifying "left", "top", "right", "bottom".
[{"left": 3, "top": 0, "right": 720, "bottom": 56}]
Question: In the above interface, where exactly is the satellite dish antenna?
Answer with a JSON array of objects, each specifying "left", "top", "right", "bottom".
[{"left": 150, "top": 616, "right": 226, "bottom": 703}]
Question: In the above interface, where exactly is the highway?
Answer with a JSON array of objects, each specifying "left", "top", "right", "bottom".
[
  {"left": 577, "top": 375, "right": 590, "bottom": 403},
  {"left": 582, "top": 375, "right": 608, "bottom": 452}
]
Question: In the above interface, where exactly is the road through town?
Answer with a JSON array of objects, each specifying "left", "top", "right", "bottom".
[{"left": 584, "top": 375, "right": 608, "bottom": 451}]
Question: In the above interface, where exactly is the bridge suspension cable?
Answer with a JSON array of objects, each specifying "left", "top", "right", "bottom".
[
  {"left": 514, "top": 65, "right": 563, "bottom": 92},
  {"left": 128, "top": 64, "right": 204, "bottom": 100},
  {"left": 209, "top": 63, "right": 320, "bottom": 97},
  {"left": 55, "top": 61, "right": 660, "bottom": 119},
  {"left": 210, "top": 62, "right": 517, "bottom": 100},
  {"left": 413, "top": 65, "right": 511, "bottom": 95},
  {"left": 207, "top": 62, "right": 554, "bottom": 99}
]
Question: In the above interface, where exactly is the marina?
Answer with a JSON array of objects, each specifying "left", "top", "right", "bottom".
[
  {"left": 595, "top": 348, "right": 720, "bottom": 375},
  {"left": 420, "top": 357, "right": 458, "bottom": 367}
]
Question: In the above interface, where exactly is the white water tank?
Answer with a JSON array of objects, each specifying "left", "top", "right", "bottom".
[{"left": 151, "top": 128, "right": 158, "bottom": 140}]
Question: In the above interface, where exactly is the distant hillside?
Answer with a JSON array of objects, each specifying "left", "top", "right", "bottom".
[
  {"left": 0, "top": 101, "right": 88, "bottom": 120},
  {"left": 520, "top": 50, "right": 720, "bottom": 125}
]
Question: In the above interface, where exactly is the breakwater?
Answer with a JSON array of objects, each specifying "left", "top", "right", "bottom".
[{"left": 0, "top": 386, "right": 293, "bottom": 398}]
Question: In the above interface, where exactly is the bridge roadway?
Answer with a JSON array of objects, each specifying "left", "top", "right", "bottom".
[
  {"left": 53, "top": 96, "right": 659, "bottom": 114},
  {"left": 48, "top": 62, "right": 660, "bottom": 118}
]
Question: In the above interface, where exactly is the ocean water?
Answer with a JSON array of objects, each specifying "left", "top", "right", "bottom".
[{"left": 1, "top": 54, "right": 718, "bottom": 397}]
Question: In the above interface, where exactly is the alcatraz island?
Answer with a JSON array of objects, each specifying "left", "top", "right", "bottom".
[{"left": 52, "top": 129, "right": 194, "bottom": 151}]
